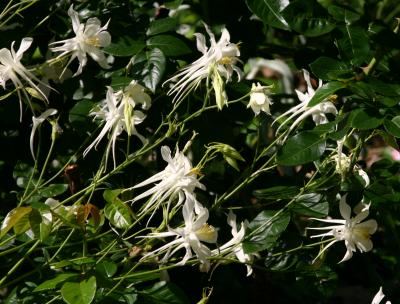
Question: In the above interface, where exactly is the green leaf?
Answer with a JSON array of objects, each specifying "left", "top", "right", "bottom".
[
  {"left": 318, "top": 0, "right": 365, "bottom": 15},
  {"left": 351, "top": 108, "right": 384, "bottom": 129},
  {"left": 1, "top": 206, "right": 32, "bottom": 238},
  {"left": 253, "top": 186, "right": 300, "bottom": 200},
  {"left": 310, "top": 57, "right": 353, "bottom": 80},
  {"left": 96, "top": 261, "right": 118, "bottom": 278},
  {"left": 61, "top": 276, "right": 96, "bottom": 304},
  {"left": 384, "top": 117, "right": 400, "bottom": 138},
  {"left": 147, "top": 35, "right": 191, "bottom": 56},
  {"left": 29, "top": 208, "right": 52, "bottom": 242},
  {"left": 308, "top": 81, "right": 345, "bottom": 107},
  {"left": 282, "top": 0, "right": 336, "bottom": 37},
  {"left": 142, "top": 48, "right": 166, "bottom": 93},
  {"left": 103, "top": 190, "right": 133, "bottom": 229},
  {"left": 337, "top": 25, "right": 370, "bottom": 66},
  {"left": 13, "top": 211, "right": 31, "bottom": 236},
  {"left": 103, "top": 189, "right": 124, "bottom": 204},
  {"left": 246, "top": 0, "right": 289, "bottom": 30},
  {"left": 110, "top": 76, "right": 132, "bottom": 90},
  {"left": 140, "top": 281, "right": 190, "bottom": 304},
  {"left": 327, "top": 5, "right": 360, "bottom": 23},
  {"left": 34, "top": 273, "right": 78, "bottom": 292},
  {"left": 38, "top": 183, "right": 69, "bottom": 198},
  {"left": 147, "top": 18, "right": 178, "bottom": 36},
  {"left": 69, "top": 100, "right": 95, "bottom": 129},
  {"left": 290, "top": 193, "right": 329, "bottom": 217},
  {"left": 104, "top": 37, "right": 145, "bottom": 57},
  {"left": 243, "top": 210, "right": 290, "bottom": 253},
  {"left": 277, "top": 131, "right": 326, "bottom": 166}
]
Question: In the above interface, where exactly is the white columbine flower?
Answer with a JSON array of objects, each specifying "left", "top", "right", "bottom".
[
  {"left": 132, "top": 145, "right": 205, "bottom": 216},
  {"left": 245, "top": 58, "right": 293, "bottom": 100},
  {"left": 50, "top": 5, "right": 111, "bottom": 76},
  {"left": 372, "top": 287, "right": 391, "bottom": 304},
  {"left": 30, "top": 108, "right": 58, "bottom": 159},
  {"left": 83, "top": 84, "right": 149, "bottom": 167},
  {"left": 308, "top": 195, "right": 377, "bottom": 263},
  {"left": 164, "top": 24, "right": 242, "bottom": 109},
  {"left": 214, "top": 211, "right": 256, "bottom": 276},
  {"left": 141, "top": 196, "right": 217, "bottom": 272},
  {"left": 247, "top": 82, "right": 272, "bottom": 116},
  {"left": 273, "top": 69, "right": 337, "bottom": 137},
  {"left": 0, "top": 38, "right": 49, "bottom": 120}
]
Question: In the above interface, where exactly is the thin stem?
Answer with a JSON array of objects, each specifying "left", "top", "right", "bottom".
[
  {"left": 48, "top": 229, "right": 75, "bottom": 263},
  {"left": 271, "top": 238, "right": 336, "bottom": 257},
  {"left": 0, "top": 240, "right": 40, "bottom": 286}
]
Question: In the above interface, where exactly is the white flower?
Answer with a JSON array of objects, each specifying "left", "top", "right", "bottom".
[
  {"left": 308, "top": 195, "right": 377, "bottom": 263},
  {"left": 273, "top": 69, "right": 337, "bottom": 137},
  {"left": 0, "top": 38, "right": 48, "bottom": 120},
  {"left": 50, "top": 5, "right": 111, "bottom": 76},
  {"left": 372, "top": 287, "right": 391, "bottom": 304},
  {"left": 245, "top": 58, "right": 293, "bottom": 104},
  {"left": 164, "top": 24, "right": 242, "bottom": 109},
  {"left": 247, "top": 82, "right": 272, "bottom": 116},
  {"left": 132, "top": 145, "right": 205, "bottom": 216},
  {"left": 30, "top": 108, "right": 58, "bottom": 159},
  {"left": 332, "top": 143, "right": 370, "bottom": 187},
  {"left": 214, "top": 211, "right": 256, "bottom": 276},
  {"left": 121, "top": 80, "right": 152, "bottom": 110},
  {"left": 141, "top": 196, "right": 217, "bottom": 271},
  {"left": 83, "top": 85, "right": 148, "bottom": 167}
]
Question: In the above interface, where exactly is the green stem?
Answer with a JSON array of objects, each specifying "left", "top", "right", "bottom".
[
  {"left": 48, "top": 229, "right": 75, "bottom": 263},
  {"left": 0, "top": 240, "right": 40, "bottom": 287},
  {"left": 271, "top": 238, "right": 336, "bottom": 257}
]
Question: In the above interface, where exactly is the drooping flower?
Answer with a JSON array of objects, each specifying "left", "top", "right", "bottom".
[
  {"left": 50, "top": 5, "right": 111, "bottom": 76},
  {"left": 132, "top": 145, "right": 205, "bottom": 216},
  {"left": 83, "top": 84, "right": 149, "bottom": 167},
  {"left": 0, "top": 38, "right": 49, "bottom": 120},
  {"left": 246, "top": 58, "right": 293, "bottom": 104},
  {"left": 30, "top": 108, "right": 58, "bottom": 159},
  {"left": 371, "top": 287, "right": 391, "bottom": 304},
  {"left": 247, "top": 82, "right": 272, "bottom": 116},
  {"left": 164, "top": 24, "right": 242, "bottom": 109},
  {"left": 141, "top": 196, "right": 217, "bottom": 272},
  {"left": 214, "top": 211, "right": 256, "bottom": 276},
  {"left": 273, "top": 69, "right": 337, "bottom": 137},
  {"left": 308, "top": 195, "right": 377, "bottom": 263}
]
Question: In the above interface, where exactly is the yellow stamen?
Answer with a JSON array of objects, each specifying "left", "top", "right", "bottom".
[
  {"left": 327, "top": 94, "right": 338, "bottom": 103},
  {"left": 195, "top": 224, "right": 217, "bottom": 242},
  {"left": 188, "top": 167, "right": 202, "bottom": 176},
  {"left": 85, "top": 37, "right": 100, "bottom": 47},
  {"left": 218, "top": 56, "right": 233, "bottom": 65}
]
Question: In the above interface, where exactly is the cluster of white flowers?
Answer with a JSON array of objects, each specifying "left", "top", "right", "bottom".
[
  {"left": 134, "top": 144, "right": 254, "bottom": 273},
  {"left": 308, "top": 195, "right": 377, "bottom": 263},
  {"left": 0, "top": 3, "right": 386, "bottom": 285},
  {"left": 83, "top": 81, "right": 151, "bottom": 167},
  {"left": 141, "top": 195, "right": 217, "bottom": 272}
]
